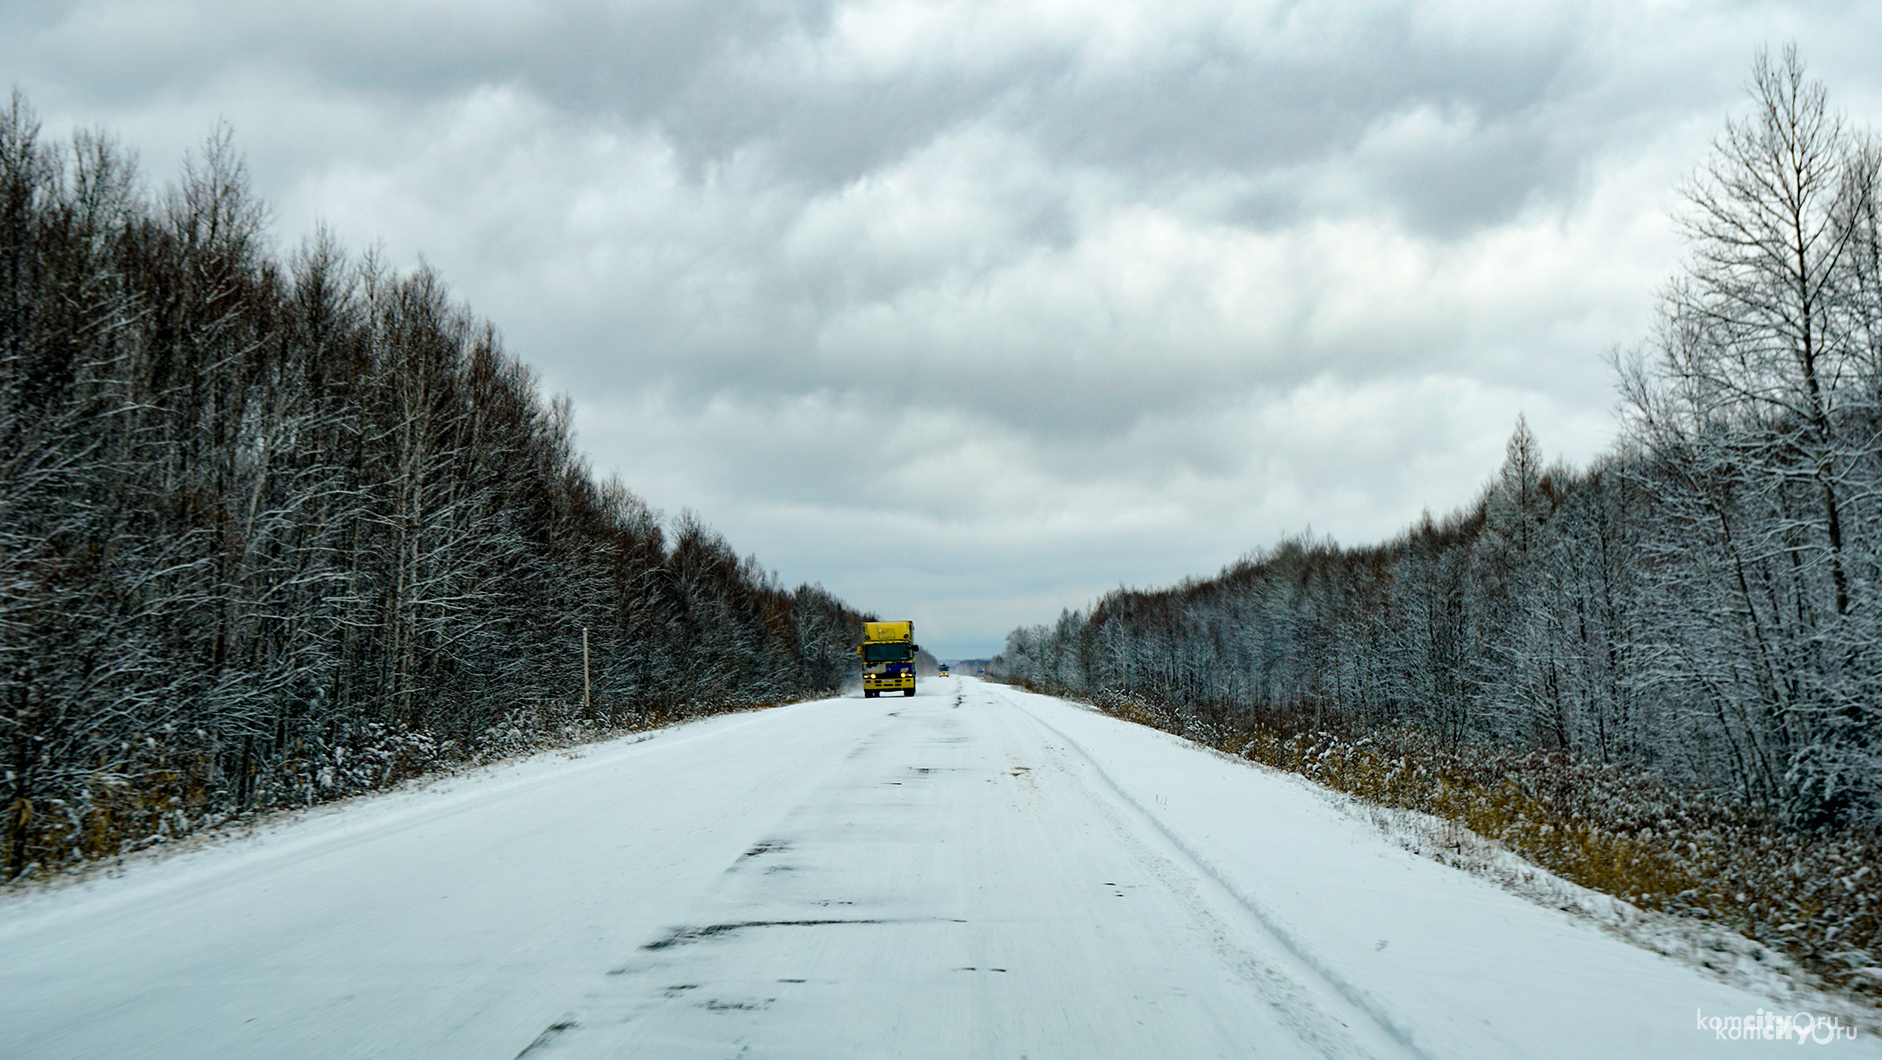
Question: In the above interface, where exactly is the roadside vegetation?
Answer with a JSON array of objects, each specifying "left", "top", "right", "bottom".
[
  {"left": 0, "top": 94, "right": 863, "bottom": 883},
  {"left": 995, "top": 47, "right": 1882, "bottom": 1000},
  {"left": 1077, "top": 687, "right": 1881, "bottom": 999}
]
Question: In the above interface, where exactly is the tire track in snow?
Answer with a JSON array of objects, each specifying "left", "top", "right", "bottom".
[{"left": 987, "top": 683, "right": 1434, "bottom": 1060}]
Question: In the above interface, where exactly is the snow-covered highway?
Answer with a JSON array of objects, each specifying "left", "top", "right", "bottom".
[{"left": 0, "top": 678, "right": 1867, "bottom": 1058}]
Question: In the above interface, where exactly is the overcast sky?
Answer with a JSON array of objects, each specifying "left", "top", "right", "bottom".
[{"left": 8, "top": 1, "right": 1882, "bottom": 659}]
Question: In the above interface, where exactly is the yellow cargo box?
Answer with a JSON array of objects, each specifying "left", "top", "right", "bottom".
[{"left": 863, "top": 620, "right": 913, "bottom": 643}]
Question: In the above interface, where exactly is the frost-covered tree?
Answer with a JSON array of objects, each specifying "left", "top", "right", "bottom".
[
  {"left": 993, "top": 48, "right": 1882, "bottom": 830},
  {"left": 0, "top": 97, "right": 867, "bottom": 879}
]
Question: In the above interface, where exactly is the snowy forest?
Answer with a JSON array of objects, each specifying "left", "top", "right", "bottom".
[
  {"left": 0, "top": 94, "right": 864, "bottom": 881},
  {"left": 997, "top": 50, "right": 1882, "bottom": 835}
]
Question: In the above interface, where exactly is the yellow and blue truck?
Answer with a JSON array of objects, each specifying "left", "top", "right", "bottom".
[{"left": 859, "top": 620, "right": 919, "bottom": 698}]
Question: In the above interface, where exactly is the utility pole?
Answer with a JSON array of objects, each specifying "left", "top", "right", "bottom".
[{"left": 582, "top": 627, "right": 591, "bottom": 712}]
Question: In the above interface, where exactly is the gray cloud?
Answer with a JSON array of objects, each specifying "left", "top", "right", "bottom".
[{"left": 8, "top": 0, "right": 1882, "bottom": 656}]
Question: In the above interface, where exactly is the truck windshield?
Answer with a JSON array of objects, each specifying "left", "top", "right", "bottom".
[{"left": 862, "top": 644, "right": 912, "bottom": 663}]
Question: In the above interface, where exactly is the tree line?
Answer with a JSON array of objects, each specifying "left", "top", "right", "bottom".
[
  {"left": 1, "top": 94, "right": 863, "bottom": 880},
  {"left": 996, "top": 48, "right": 1882, "bottom": 832}
]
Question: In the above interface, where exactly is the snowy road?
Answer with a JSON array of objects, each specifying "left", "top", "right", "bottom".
[{"left": 0, "top": 679, "right": 1868, "bottom": 1058}]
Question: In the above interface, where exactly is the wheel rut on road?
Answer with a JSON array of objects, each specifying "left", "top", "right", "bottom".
[{"left": 995, "top": 685, "right": 1432, "bottom": 1060}]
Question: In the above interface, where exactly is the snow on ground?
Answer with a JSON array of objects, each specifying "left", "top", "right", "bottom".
[{"left": 1, "top": 678, "right": 1872, "bottom": 1058}]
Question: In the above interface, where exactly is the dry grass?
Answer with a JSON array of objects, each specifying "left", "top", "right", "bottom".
[
  {"left": 1078, "top": 686, "right": 1882, "bottom": 1001},
  {"left": 5, "top": 695, "right": 802, "bottom": 884}
]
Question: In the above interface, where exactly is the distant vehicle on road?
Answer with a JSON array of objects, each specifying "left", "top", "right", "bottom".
[
  {"left": 938, "top": 664, "right": 950, "bottom": 677},
  {"left": 859, "top": 621, "right": 918, "bottom": 698}
]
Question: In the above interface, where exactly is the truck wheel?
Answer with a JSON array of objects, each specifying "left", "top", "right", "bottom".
[
  {"left": 864, "top": 689, "right": 876, "bottom": 698},
  {"left": 903, "top": 688, "right": 914, "bottom": 697}
]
